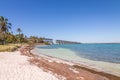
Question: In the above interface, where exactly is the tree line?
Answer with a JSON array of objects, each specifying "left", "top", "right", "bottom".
[{"left": 0, "top": 16, "right": 44, "bottom": 45}]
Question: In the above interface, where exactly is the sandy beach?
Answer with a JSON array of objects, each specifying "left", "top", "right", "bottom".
[
  {"left": 0, "top": 0, "right": 120, "bottom": 79},
  {"left": 0, "top": 46, "right": 120, "bottom": 80},
  {"left": 0, "top": 51, "right": 64, "bottom": 80}
]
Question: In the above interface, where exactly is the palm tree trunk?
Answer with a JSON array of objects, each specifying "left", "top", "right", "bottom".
[
  {"left": 18, "top": 32, "right": 20, "bottom": 43},
  {"left": 3, "top": 33, "right": 6, "bottom": 45}
]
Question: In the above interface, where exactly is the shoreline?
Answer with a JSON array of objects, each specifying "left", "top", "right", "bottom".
[
  {"left": 32, "top": 47, "right": 120, "bottom": 77},
  {"left": 0, "top": 46, "right": 120, "bottom": 80},
  {"left": 22, "top": 46, "right": 120, "bottom": 80},
  {"left": 1, "top": 45, "right": 119, "bottom": 80}
]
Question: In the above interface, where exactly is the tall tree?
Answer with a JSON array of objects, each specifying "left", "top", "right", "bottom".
[
  {"left": 6, "top": 32, "right": 16, "bottom": 43},
  {"left": 17, "top": 28, "right": 22, "bottom": 36},
  {"left": 17, "top": 28, "right": 22, "bottom": 43},
  {"left": 0, "top": 16, "right": 12, "bottom": 45}
]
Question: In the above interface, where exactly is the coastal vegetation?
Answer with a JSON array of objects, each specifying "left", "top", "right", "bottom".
[
  {"left": 0, "top": 16, "right": 11, "bottom": 45},
  {"left": 16, "top": 28, "right": 22, "bottom": 43},
  {"left": 0, "top": 44, "right": 20, "bottom": 52},
  {"left": 0, "top": 16, "right": 48, "bottom": 51}
]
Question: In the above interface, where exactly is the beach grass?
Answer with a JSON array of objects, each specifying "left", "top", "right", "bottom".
[{"left": 0, "top": 44, "right": 21, "bottom": 52}]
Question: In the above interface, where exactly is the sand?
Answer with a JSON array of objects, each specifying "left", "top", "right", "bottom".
[
  {"left": 0, "top": 51, "right": 61, "bottom": 80},
  {"left": 0, "top": 46, "right": 120, "bottom": 80}
]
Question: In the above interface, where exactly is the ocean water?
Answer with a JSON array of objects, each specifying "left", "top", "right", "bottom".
[
  {"left": 32, "top": 44, "right": 120, "bottom": 76},
  {"left": 38, "top": 44, "right": 120, "bottom": 64}
]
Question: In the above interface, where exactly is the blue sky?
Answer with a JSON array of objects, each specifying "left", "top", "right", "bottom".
[{"left": 0, "top": 0, "right": 120, "bottom": 43}]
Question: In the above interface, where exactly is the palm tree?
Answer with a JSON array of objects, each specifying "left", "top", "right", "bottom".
[
  {"left": 17, "top": 28, "right": 22, "bottom": 43},
  {"left": 17, "top": 28, "right": 22, "bottom": 36},
  {"left": 0, "top": 16, "right": 12, "bottom": 45}
]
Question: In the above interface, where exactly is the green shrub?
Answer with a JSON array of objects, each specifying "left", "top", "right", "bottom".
[
  {"left": 44, "top": 42, "right": 50, "bottom": 45},
  {"left": 0, "top": 44, "right": 20, "bottom": 52}
]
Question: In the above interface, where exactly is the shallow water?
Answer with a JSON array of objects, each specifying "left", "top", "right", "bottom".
[
  {"left": 38, "top": 44, "right": 120, "bottom": 63},
  {"left": 33, "top": 44, "right": 120, "bottom": 76}
]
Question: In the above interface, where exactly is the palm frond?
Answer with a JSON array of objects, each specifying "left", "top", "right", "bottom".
[
  {"left": 8, "top": 26, "right": 11, "bottom": 29},
  {"left": 0, "top": 16, "right": 4, "bottom": 21},
  {"left": 8, "top": 23, "right": 12, "bottom": 26},
  {"left": 5, "top": 18, "right": 8, "bottom": 21}
]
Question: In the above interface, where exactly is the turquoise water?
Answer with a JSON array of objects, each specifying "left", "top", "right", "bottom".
[
  {"left": 34, "top": 44, "right": 120, "bottom": 76},
  {"left": 38, "top": 44, "right": 120, "bottom": 64}
]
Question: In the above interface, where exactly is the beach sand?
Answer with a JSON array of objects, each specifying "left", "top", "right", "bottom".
[
  {"left": 0, "top": 51, "right": 62, "bottom": 80},
  {"left": 0, "top": 46, "right": 120, "bottom": 80}
]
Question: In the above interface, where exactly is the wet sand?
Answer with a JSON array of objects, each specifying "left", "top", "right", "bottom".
[
  {"left": 32, "top": 47, "right": 120, "bottom": 77},
  {"left": 21, "top": 46, "right": 120, "bottom": 80}
]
